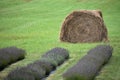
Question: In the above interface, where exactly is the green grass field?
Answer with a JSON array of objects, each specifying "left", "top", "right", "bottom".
[{"left": 0, "top": 0, "right": 120, "bottom": 80}]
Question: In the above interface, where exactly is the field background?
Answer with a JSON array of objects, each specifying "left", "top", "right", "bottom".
[{"left": 0, "top": 0, "right": 120, "bottom": 80}]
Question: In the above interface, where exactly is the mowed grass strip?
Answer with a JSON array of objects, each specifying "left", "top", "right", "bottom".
[{"left": 0, "top": 0, "right": 120, "bottom": 80}]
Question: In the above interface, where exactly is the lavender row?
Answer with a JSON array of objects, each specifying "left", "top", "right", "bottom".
[
  {"left": 5, "top": 47, "right": 69, "bottom": 80},
  {"left": 0, "top": 47, "right": 26, "bottom": 71},
  {"left": 63, "top": 45, "right": 113, "bottom": 80}
]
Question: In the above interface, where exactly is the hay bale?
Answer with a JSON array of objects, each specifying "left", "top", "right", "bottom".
[{"left": 60, "top": 10, "right": 108, "bottom": 43}]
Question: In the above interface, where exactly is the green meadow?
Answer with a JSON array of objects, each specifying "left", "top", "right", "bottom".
[{"left": 0, "top": 0, "right": 120, "bottom": 80}]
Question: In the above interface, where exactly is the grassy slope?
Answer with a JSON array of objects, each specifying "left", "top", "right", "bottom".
[{"left": 0, "top": 0, "right": 120, "bottom": 80}]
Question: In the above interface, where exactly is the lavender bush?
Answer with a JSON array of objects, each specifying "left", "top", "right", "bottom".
[
  {"left": 63, "top": 45, "right": 113, "bottom": 80},
  {"left": 0, "top": 46, "right": 26, "bottom": 71}
]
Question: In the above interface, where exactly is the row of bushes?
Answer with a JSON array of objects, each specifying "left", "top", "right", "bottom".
[
  {"left": 4, "top": 47, "right": 69, "bottom": 80},
  {"left": 63, "top": 45, "right": 113, "bottom": 80},
  {"left": 0, "top": 46, "right": 26, "bottom": 71}
]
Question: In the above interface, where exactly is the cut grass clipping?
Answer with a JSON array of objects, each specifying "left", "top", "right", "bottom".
[
  {"left": 63, "top": 45, "right": 113, "bottom": 80},
  {"left": 0, "top": 46, "right": 26, "bottom": 71},
  {"left": 4, "top": 47, "right": 69, "bottom": 80},
  {"left": 60, "top": 10, "right": 108, "bottom": 43}
]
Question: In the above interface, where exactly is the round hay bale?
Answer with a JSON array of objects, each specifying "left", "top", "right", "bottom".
[{"left": 60, "top": 10, "right": 108, "bottom": 43}]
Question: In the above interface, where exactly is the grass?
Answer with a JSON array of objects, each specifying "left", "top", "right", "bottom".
[{"left": 0, "top": 0, "right": 120, "bottom": 80}]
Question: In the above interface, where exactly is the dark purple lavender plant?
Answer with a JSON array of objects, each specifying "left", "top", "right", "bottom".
[
  {"left": 0, "top": 46, "right": 26, "bottom": 71},
  {"left": 63, "top": 45, "right": 113, "bottom": 80},
  {"left": 41, "top": 47, "right": 69, "bottom": 66},
  {"left": 4, "top": 47, "right": 69, "bottom": 80}
]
